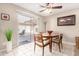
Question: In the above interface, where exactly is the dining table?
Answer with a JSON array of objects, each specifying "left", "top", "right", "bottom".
[{"left": 42, "top": 33, "right": 61, "bottom": 52}]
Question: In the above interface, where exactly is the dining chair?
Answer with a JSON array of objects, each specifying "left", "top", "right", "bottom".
[
  {"left": 52, "top": 34, "right": 63, "bottom": 52},
  {"left": 34, "top": 33, "right": 50, "bottom": 56}
]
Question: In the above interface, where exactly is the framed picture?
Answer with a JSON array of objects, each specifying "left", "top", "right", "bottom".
[
  {"left": 57, "top": 15, "right": 76, "bottom": 26},
  {"left": 1, "top": 13, "right": 10, "bottom": 21}
]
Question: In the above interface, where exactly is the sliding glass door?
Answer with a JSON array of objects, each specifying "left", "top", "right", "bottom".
[{"left": 16, "top": 12, "right": 37, "bottom": 45}]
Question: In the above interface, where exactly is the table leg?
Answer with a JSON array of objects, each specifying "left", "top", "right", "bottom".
[
  {"left": 49, "top": 38, "right": 52, "bottom": 52},
  {"left": 51, "top": 38, "right": 52, "bottom": 52}
]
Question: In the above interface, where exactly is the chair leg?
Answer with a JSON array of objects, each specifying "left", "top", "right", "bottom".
[
  {"left": 61, "top": 42, "right": 63, "bottom": 49},
  {"left": 42, "top": 47, "right": 44, "bottom": 56},
  {"left": 49, "top": 43, "right": 52, "bottom": 52},
  {"left": 34, "top": 43, "right": 36, "bottom": 53},
  {"left": 58, "top": 43, "right": 61, "bottom": 52}
]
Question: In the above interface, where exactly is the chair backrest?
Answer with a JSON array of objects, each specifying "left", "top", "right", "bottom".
[
  {"left": 57, "top": 34, "right": 63, "bottom": 42},
  {"left": 34, "top": 33, "right": 43, "bottom": 44},
  {"left": 22, "top": 30, "right": 25, "bottom": 34},
  {"left": 52, "top": 34, "right": 63, "bottom": 43},
  {"left": 59, "top": 34, "right": 63, "bottom": 42}
]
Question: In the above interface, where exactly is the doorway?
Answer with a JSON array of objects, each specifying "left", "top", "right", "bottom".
[{"left": 16, "top": 12, "right": 37, "bottom": 45}]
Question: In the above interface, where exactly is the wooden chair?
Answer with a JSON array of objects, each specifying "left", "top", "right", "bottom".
[
  {"left": 52, "top": 34, "right": 63, "bottom": 52},
  {"left": 34, "top": 33, "right": 50, "bottom": 56}
]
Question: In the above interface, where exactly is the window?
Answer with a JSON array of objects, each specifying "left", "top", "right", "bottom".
[{"left": 17, "top": 12, "right": 33, "bottom": 34}]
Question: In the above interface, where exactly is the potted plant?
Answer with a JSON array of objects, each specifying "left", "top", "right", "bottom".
[{"left": 5, "top": 29, "right": 13, "bottom": 52}]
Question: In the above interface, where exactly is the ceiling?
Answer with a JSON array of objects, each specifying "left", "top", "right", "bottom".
[{"left": 14, "top": 3, "right": 79, "bottom": 16}]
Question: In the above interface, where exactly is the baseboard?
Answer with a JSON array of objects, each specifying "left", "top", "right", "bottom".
[
  {"left": 62, "top": 41, "right": 75, "bottom": 46},
  {"left": 0, "top": 48, "right": 6, "bottom": 52}
]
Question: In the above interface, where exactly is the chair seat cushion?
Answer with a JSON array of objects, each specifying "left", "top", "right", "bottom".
[
  {"left": 43, "top": 38, "right": 47, "bottom": 40},
  {"left": 36, "top": 40, "right": 49, "bottom": 45}
]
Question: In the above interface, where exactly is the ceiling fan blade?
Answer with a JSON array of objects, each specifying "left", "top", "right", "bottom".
[
  {"left": 46, "top": 3, "right": 49, "bottom": 6},
  {"left": 40, "top": 5, "right": 46, "bottom": 8},
  {"left": 52, "top": 6, "right": 62, "bottom": 9},
  {"left": 40, "top": 3, "right": 49, "bottom": 8},
  {"left": 39, "top": 9, "right": 46, "bottom": 12}
]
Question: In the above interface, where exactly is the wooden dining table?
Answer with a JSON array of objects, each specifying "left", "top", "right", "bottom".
[{"left": 42, "top": 33, "right": 60, "bottom": 52}]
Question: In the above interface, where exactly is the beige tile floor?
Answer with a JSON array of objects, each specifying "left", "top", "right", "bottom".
[{"left": 0, "top": 42, "right": 79, "bottom": 56}]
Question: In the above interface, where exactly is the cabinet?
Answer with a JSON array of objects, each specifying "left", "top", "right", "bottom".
[{"left": 75, "top": 37, "right": 79, "bottom": 49}]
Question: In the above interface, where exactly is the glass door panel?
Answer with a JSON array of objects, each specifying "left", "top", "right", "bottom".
[{"left": 16, "top": 12, "right": 35, "bottom": 45}]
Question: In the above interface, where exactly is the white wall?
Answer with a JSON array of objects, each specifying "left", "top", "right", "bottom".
[
  {"left": 0, "top": 3, "right": 45, "bottom": 51},
  {"left": 0, "top": 4, "right": 18, "bottom": 50},
  {"left": 37, "top": 17, "right": 45, "bottom": 32},
  {"left": 45, "top": 9, "right": 79, "bottom": 44}
]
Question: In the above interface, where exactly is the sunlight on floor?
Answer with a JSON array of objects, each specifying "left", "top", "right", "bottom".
[{"left": 0, "top": 42, "right": 79, "bottom": 56}]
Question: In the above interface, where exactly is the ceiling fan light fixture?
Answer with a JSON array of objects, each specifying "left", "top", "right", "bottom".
[
  {"left": 43, "top": 9, "right": 52, "bottom": 14},
  {"left": 39, "top": 3, "right": 62, "bottom": 13}
]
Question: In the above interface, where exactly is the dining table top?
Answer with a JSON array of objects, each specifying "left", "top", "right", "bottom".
[
  {"left": 43, "top": 32, "right": 60, "bottom": 36},
  {"left": 34, "top": 32, "right": 62, "bottom": 37},
  {"left": 42, "top": 32, "right": 62, "bottom": 38}
]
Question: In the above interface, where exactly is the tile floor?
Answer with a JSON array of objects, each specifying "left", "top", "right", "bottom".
[{"left": 0, "top": 42, "right": 79, "bottom": 56}]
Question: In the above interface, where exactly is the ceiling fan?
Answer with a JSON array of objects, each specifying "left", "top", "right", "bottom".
[{"left": 39, "top": 3, "right": 62, "bottom": 13}]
